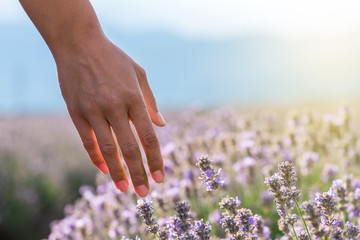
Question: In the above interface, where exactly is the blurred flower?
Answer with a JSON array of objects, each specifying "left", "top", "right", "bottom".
[
  {"left": 196, "top": 156, "right": 224, "bottom": 192},
  {"left": 44, "top": 107, "right": 360, "bottom": 240},
  {"left": 136, "top": 199, "right": 159, "bottom": 235}
]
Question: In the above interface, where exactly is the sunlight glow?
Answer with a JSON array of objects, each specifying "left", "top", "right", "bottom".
[
  {"left": 1, "top": 0, "right": 360, "bottom": 39},
  {"left": 90, "top": 0, "right": 360, "bottom": 39}
]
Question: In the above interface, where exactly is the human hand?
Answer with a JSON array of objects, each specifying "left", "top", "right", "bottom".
[
  {"left": 56, "top": 36, "right": 166, "bottom": 197},
  {"left": 19, "top": 0, "right": 165, "bottom": 197}
]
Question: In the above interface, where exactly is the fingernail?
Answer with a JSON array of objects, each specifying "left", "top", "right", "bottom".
[
  {"left": 116, "top": 180, "right": 129, "bottom": 192},
  {"left": 135, "top": 185, "right": 149, "bottom": 197},
  {"left": 98, "top": 163, "right": 109, "bottom": 174},
  {"left": 156, "top": 112, "right": 166, "bottom": 126},
  {"left": 152, "top": 170, "right": 164, "bottom": 183}
]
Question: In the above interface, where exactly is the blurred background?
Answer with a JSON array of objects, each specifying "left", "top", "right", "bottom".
[
  {"left": 1, "top": 0, "right": 360, "bottom": 239},
  {"left": 2, "top": 0, "right": 360, "bottom": 113}
]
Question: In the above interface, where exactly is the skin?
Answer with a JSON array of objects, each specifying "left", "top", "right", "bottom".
[{"left": 19, "top": 0, "right": 166, "bottom": 197}]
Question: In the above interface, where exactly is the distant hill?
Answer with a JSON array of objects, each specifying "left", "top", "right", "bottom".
[{"left": 1, "top": 23, "right": 360, "bottom": 114}]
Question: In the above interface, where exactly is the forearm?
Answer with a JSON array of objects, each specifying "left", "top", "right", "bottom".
[{"left": 19, "top": 0, "right": 105, "bottom": 60}]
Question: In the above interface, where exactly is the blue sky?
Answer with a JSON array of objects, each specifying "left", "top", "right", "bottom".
[
  {"left": 3, "top": 0, "right": 360, "bottom": 39},
  {"left": 1, "top": 1, "right": 360, "bottom": 113}
]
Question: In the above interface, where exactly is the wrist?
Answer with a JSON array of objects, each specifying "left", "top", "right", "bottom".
[{"left": 50, "top": 25, "right": 107, "bottom": 64}]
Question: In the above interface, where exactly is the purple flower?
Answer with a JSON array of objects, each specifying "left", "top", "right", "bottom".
[
  {"left": 332, "top": 179, "right": 344, "bottom": 189},
  {"left": 136, "top": 199, "right": 159, "bottom": 235},
  {"left": 248, "top": 217, "right": 255, "bottom": 226},
  {"left": 170, "top": 202, "right": 194, "bottom": 238},
  {"left": 197, "top": 156, "right": 224, "bottom": 192},
  {"left": 216, "top": 176, "right": 224, "bottom": 187},
  {"left": 205, "top": 170, "right": 214, "bottom": 179},
  {"left": 332, "top": 219, "right": 341, "bottom": 227},
  {"left": 315, "top": 190, "right": 338, "bottom": 228},
  {"left": 194, "top": 220, "right": 211, "bottom": 240},
  {"left": 183, "top": 170, "right": 194, "bottom": 181},
  {"left": 219, "top": 196, "right": 241, "bottom": 216},
  {"left": 346, "top": 221, "right": 360, "bottom": 239}
]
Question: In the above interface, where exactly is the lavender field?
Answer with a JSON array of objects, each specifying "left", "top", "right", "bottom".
[
  {"left": 2, "top": 107, "right": 360, "bottom": 240},
  {"left": 0, "top": 116, "right": 97, "bottom": 239}
]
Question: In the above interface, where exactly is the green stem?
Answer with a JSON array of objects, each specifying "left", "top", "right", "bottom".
[
  {"left": 342, "top": 211, "right": 346, "bottom": 228},
  {"left": 289, "top": 185, "right": 312, "bottom": 240},
  {"left": 294, "top": 199, "right": 312, "bottom": 240},
  {"left": 217, "top": 188, "right": 224, "bottom": 200},
  {"left": 284, "top": 206, "right": 299, "bottom": 240}
]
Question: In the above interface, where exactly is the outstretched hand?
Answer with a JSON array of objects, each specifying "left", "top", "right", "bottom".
[
  {"left": 20, "top": 0, "right": 165, "bottom": 198},
  {"left": 58, "top": 37, "right": 166, "bottom": 197}
]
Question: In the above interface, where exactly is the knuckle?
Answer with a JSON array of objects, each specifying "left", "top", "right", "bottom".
[
  {"left": 149, "top": 95, "right": 157, "bottom": 108},
  {"left": 122, "top": 142, "right": 139, "bottom": 159},
  {"left": 100, "top": 144, "right": 117, "bottom": 156},
  {"left": 83, "top": 140, "right": 96, "bottom": 152},
  {"left": 147, "top": 157, "right": 162, "bottom": 169},
  {"left": 126, "top": 92, "right": 143, "bottom": 109},
  {"left": 80, "top": 101, "right": 97, "bottom": 114},
  {"left": 127, "top": 91, "right": 142, "bottom": 104},
  {"left": 130, "top": 173, "right": 145, "bottom": 186},
  {"left": 111, "top": 172, "right": 126, "bottom": 182},
  {"left": 67, "top": 103, "right": 80, "bottom": 114},
  {"left": 137, "top": 66, "right": 147, "bottom": 79},
  {"left": 142, "top": 131, "right": 158, "bottom": 148},
  {"left": 100, "top": 94, "right": 121, "bottom": 111}
]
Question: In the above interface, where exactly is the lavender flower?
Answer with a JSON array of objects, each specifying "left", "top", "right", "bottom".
[
  {"left": 297, "top": 230, "right": 309, "bottom": 240},
  {"left": 331, "top": 179, "right": 348, "bottom": 211},
  {"left": 121, "top": 237, "right": 141, "bottom": 240},
  {"left": 322, "top": 164, "right": 339, "bottom": 183},
  {"left": 345, "top": 221, "right": 360, "bottom": 239},
  {"left": 158, "top": 226, "right": 170, "bottom": 240},
  {"left": 236, "top": 208, "right": 255, "bottom": 233},
  {"left": 220, "top": 215, "right": 242, "bottom": 237},
  {"left": 348, "top": 188, "right": 360, "bottom": 219},
  {"left": 315, "top": 189, "right": 337, "bottom": 226},
  {"left": 196, "top": 156, "right": 224, "bottom": 191},
  {"left": 264, "top": 173, "right": 286, "bottom": 206},
  {"left": 264, "top": 161, "right": 310, "bottom": 239},
  {"left": 194, "top": 220, "right": 212, "bottom": 240},
  {"left": 136, "top": 199, "right": 159, "bottom": 235},
  {"left": 252, "top": 215, "right": 271, "bottom": 239},
  {"left": 329, "top": 227, "right": 344, "bottom": 239},
  {"left": 219, "top": 196, "right": 241, "bottom": 215},
  {"left": 170, "top": 201, "right": 194, "bottom": 238},
  {"left": 278, "top": 161, "right": 297, "bottom": 188},
  {"left": 301, "top": 201, "right": 323, "bottom": 238},
  {"left": 278, "top": 218, "right": 290, "bottom": 235},
  {"left": 260, "top": 191, "right": 274, "bottom": 208},
  {"left": 299, "top": 152, "right": 319, "bottom": 176}
]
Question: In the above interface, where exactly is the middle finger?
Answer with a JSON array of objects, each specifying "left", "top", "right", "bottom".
[{"left": 108, "top": 113, "right": 149, "bottom": 197}]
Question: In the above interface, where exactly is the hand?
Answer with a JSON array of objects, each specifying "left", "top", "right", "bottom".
[
  {"left": 56, "top": 36, "right": 166, "bottom": 197},
  {"left": 19, "top": 0, "right": 165, "bottom": 197}
]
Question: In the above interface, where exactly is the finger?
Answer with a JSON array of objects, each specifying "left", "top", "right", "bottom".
[
  {"left": 108, "top": 113, "right": 149, "bottom": 198},
  {"left": 136, "top": 66, "right": 166, "bottom": 127},
  {"left": 129, "top": 100, "right": 165, "bottom": 184},
  {"left": 88, "top": 117, "right": 129, "bottom": 192},
  {"left": 70, "top": 114, "right": 109, "bottom": 175}
]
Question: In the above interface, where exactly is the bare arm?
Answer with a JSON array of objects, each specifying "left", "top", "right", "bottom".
[{"left": 19, "top": 0, "right": 166, "bottom": 197}]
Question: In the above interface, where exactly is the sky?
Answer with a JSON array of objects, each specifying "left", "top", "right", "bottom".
[
  {"left": 2, "top": 0, "right": 360, "bottom": 39},
  {"left": 1, "top": 1, "right": 360, "bottom": 113}
]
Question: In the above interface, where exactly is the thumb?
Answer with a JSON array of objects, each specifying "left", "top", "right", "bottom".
[{"left": 136, "top": 66, "right": 166, "bottom": 127}]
